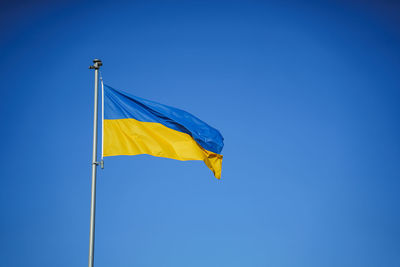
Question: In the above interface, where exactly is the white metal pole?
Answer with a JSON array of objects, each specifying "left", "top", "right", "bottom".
[
  {"left": 88, "top": 58, "right": 102, "bottom": 267},
  {"left": 101, "top": 77, "right": 104, "bottom": 163}
]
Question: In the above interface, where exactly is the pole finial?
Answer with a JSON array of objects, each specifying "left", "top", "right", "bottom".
[{"left": 89, "top": 59, "right": 102, "bottom": 69}]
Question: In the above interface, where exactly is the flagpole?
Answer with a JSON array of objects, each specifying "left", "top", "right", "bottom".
[{"left": 88, "top": 58, "right": 102, "bottom": 267}]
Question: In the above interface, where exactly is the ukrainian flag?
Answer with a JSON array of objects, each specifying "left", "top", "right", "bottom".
[{"left": 102, "top": 85, "right": 224, "bottom": 179}]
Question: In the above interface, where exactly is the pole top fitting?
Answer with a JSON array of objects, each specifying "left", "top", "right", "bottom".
[{"left": 89, "top": 59, "right": 102, "bottom": 69}]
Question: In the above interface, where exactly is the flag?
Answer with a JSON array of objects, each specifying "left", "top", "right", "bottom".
[{"left": 102, "top": 85, "right": 224, "bottom": 179}]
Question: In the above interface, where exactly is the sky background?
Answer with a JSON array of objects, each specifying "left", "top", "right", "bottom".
[{"left": 1, "top": 1, "right": 400, "bottom": 266}]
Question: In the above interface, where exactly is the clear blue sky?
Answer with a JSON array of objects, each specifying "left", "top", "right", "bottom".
[{"left": 1, "top": 1, "right": 399, "bottom": 266}]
